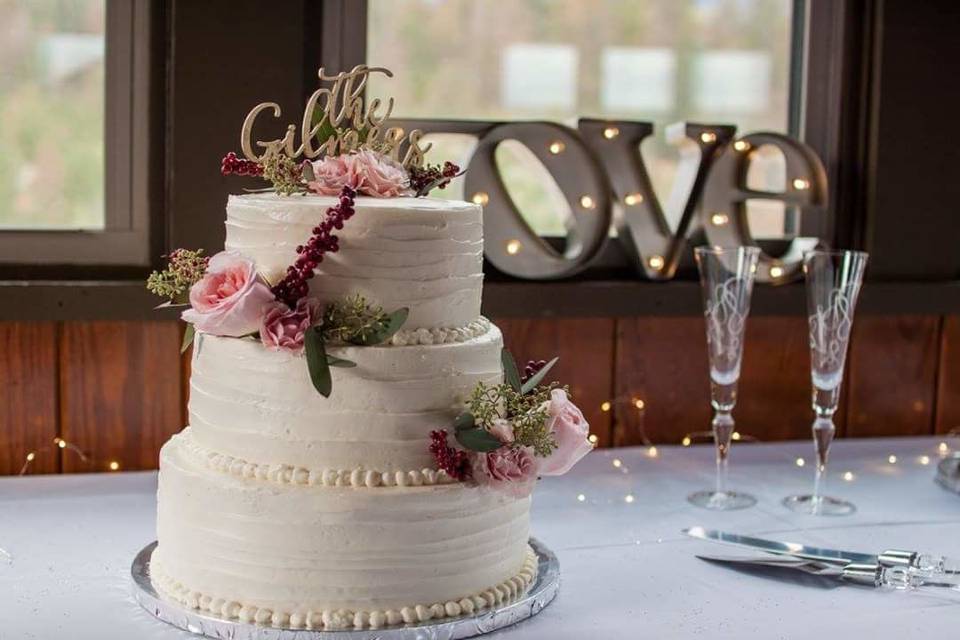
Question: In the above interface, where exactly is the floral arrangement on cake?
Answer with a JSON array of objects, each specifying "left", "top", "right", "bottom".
[
  {"left": 148, "top": 185, "right": 408, "bottom": 398},
  {"left": 429, "top": 352, "right": 594, "bottom": 496},
  {"left": 146, "top": 65, "right": 474, "bottom": 398}
]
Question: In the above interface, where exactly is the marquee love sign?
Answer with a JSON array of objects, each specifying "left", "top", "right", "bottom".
[{"left": 392, "top": 118, "right": 828, "bottom": 283}]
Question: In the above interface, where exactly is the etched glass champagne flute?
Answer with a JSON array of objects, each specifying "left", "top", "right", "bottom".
[
  {"left": 688, "top": 246, "right": 760, "bottom": 510},
  {"left": 783, "top": 249, "right": 868, "bottom": 516}
]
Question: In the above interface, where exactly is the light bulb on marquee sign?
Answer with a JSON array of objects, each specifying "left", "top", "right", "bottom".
[{"left": 391, "top": 116, "right": 827, "bottom": 282}]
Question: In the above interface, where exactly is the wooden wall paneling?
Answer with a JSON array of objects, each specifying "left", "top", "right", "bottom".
[
  {"left": 495, "top": 318, "right": 616, "bottom": 447},
  {"left": 935, "top": 315, "right": 960, "bottom": 435},
  {"left": 613, "top": 317, "right": 711, "bottom": 446},
  {"left": 736, "top": 317, "right": 827, "bottom": 441},
  {"left": 59, "top": 321, "right": 183, "bottom": 472},
  {"left": 0, "top": 323, "right": 58, "bottom": 475},
  {"left": 846, "top": 316, "right": 940, "bottom": 437}
]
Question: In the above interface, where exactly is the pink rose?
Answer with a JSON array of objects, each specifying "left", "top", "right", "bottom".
[
  {"left": 305, "top": 154, "right": 362, "bottom": 196},
  {"left": 539, "top": 389, "right": 593, "bottom": 476},
  {"left": 305, "top": 150, "right": 410, "bottom": 198},
  {"left": 354, "top": 148, "right": 410, "bottom": 198},
  {"left": 181, "top": 251, "right": 275, "bottom": 337},
  {"left": 472, "top": 446, "right": 539, "bottom": 497},
  {"left": 488, "top": 418, "right": 515, "bottom": 444},
  {"left": 259, "top": 297, "right": 322, "bottom": 354}
]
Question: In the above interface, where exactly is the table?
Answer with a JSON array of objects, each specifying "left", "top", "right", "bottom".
[{"left": 1, "top": 437, "right": 957, "bottom": 640}]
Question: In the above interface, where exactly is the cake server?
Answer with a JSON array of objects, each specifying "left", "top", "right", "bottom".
[
  {"left": 695, "top": 553, "right": 960, "bottom": 593},
  {"left": 683, "top": 526, "right": 960, "bottom": 574}
]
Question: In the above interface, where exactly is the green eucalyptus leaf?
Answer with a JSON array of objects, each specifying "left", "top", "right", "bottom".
[
  {"left": 311, "top": 110, "right": 338, "bottom": 148},
  {"left": 180, "top": 323, "right": 195, "bottom": 354},
  {"left": 501, "top": 349, "right": 522, "bottom": 392},
  {"left": 455, "top": 427, "right": 504, "bottom": 453},
  {"left": 452, "top": 412, "right": 475, "bottom": 432},
  {"left": 326, "top": 353, "right": 356, "bottom": 368},
  {"left": 521, "top": 356, "right": 560, "bottom": 395},
  {"left": 348, "top": 307, "right": 410, "bottom": 346},
  {"left": 301, "top": 160, "right": 315, "bottom": 182},
  {"left": 305, "top": 326, "right": 333, "bottom": 397}
]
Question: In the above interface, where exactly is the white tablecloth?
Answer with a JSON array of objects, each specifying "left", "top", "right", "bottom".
[{"left": 1, "top": 437, "right": 957, "bottom": 640}]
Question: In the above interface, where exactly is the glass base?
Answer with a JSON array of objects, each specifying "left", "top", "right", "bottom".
[
  {"left": 687, "top": 490, "right": 757, "bottom": 510},
  {"left": 782, "top": 494, "right": 856, "bottom": 516}
]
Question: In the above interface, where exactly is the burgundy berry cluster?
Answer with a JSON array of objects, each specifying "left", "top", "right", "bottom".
[
  {"left": 408, "top": 161, "right": 461, "bottom": 196},
  {"left": 521, "top": 359, "right": 549, "bottom": 384},
  {"left": 429, "top": 429, "right": 470, "bottom": 481},
  {"left": 271, "top": 185, "right": 356, "bottom": 307},
  {"left": 221, "top": 152, "right": 264, "bottom": 177}
]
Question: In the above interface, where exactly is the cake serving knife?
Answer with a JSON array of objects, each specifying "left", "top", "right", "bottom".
[
  {"left": 683, "top": 526, "right": 960, "bottom": 574},
  {"left": 694, "top": 553, "right": 960, "bottom": 592}
]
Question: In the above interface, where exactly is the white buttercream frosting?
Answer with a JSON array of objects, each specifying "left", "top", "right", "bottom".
[
  {"left": 188, "top": 322, "right": 504, "bottom": 473},
  {"left": 154, "top": 435, "right": 532, "bottom": 622},
  {"left": 176, "top": 427, "right": 455, "bottom": 487},
  {"left": 151, "top": 545, "right": 538, "bottom": 630},
  {"left": 224, "top": 193, "right": 484, "bottom": 330},
  {"left": 389, "top": 316, "right": 490, "bottom": 346}
]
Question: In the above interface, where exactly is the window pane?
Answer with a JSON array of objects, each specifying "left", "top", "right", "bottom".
[
  {"left": 367, "top": 0, "right": 793, "bottom": 237},
  {"left": 0, "top": 0, "right": 105, "bottom": 230}
]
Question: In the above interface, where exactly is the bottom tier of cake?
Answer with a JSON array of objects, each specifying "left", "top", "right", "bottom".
[{"left": 152, "top": 431, "right": 535, "bottom": 630}]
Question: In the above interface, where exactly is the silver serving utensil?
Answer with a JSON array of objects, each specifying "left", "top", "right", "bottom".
[
  {"left": 684, "top": 527, "right": 960, "bottom": 577},
  {"left": 696, "top": 553, "right": 960, "bottom": 592},
  {"left": 683, "top": 526, "right": 874, "bottom": 564}
]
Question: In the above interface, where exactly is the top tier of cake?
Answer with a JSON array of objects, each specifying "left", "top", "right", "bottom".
[{"left": 225, "top": 193, "right": 484, "bottom": 330}]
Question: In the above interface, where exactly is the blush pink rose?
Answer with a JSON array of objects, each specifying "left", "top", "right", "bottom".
[
  {"left": 259, "top": 297, "right": 322, "bottom": 355},
  {"left": 305, "top": 154, "right": 363, "bottom": 196},
  {"left": 539, "top": 389, "right": 593, "bottom": 476},
  {"left": 181, "top": 251, "right": 274, "bottom": 337},
  {"left": 472, "top": 446, "right": 539, "bottom": 497},
  {"left": 354, "top": 148, "right": 410, "bottom": 198},
  {"left": 305, "top": 150, "right": 410, "bottom": 198}
]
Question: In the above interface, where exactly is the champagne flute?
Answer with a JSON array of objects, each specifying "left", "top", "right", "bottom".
[
  {"left": 783, "top": 249, "right": 868, "bottom": 516},
  {"left": 688, "top": 246, "right": 760, "bottom": 510}
]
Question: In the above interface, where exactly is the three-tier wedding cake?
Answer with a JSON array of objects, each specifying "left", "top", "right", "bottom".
[{"left": 145, "top": 66, "right": 592, "bottom": 631}]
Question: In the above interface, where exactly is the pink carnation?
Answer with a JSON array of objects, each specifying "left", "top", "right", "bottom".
[
  {"left": 259, "top": 297, "right": 322, "bottom": 354},
  {"left": 539, "top": 389, "right": 593, "bottom": 476},
  {"left": 306, "top": 149, "right": 410, "bottom": 198},
  {"left": 472, "top": 446, "right": 539, "bottom": 497},
  {"left": 181, "top": 251, "right": 274, "bottom": 337}
]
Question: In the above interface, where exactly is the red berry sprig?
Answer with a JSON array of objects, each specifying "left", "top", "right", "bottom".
[
  {"left": 408, "top": 161, "right": 462, "bottom": 197},
  {"left": 221, "top": 152, "right": 264, "bottom": 177},
  {"left": 270, "top": 186, "right": 356, "bottom": 307},
  {"left": 521, "top": 359, "right": 548, "bottom": 384},
  {"left": 429, "top": 429, "right": 470, "bottom": 481}
]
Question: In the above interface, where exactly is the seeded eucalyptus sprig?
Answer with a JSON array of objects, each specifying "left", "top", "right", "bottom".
[
  {"left": 452, "top": 349, "right": 562, "bottom": 456},
  {"left": 322, "top": 294, "right": 409, "bottom": 346},
  {"left": 303, "top": 294, "right": 409, "bottom": 398},
  {"left": 146, "top": 248, "right": 209, "bottom": 305}
]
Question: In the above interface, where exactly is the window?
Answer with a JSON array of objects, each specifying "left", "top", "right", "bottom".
[
  {"left": 367, "top": 0, "right": 794, "bottom": 238},
  {"left": 0, "top": 0, "right": 153, "bottom": 268}
]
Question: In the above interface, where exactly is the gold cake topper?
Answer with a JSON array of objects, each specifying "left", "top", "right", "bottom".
[{"left": 240, "top": 65, "right": 431, "bottom": 169}]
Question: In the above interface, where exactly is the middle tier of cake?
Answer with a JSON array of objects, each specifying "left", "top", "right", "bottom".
[{"left": 187, "top": 320, "right": 504, "bottom": 476}]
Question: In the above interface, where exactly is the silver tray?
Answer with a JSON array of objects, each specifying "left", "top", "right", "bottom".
[
  {"left": 936, "top": 452, "right": 960, "bottom": 495},
  {"left": 131, "top": 538, "right": 559, "bottom": 639}
]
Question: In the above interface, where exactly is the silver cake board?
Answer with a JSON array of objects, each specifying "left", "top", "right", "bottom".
[{"left": 132, "top": 538, "right": 560, "bottom": 639}]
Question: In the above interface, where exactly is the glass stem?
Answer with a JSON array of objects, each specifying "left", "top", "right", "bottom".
[
  {"left": 811, "top": 416, "right": 835, "bottom": 514},
  {"left": 713, "top": 411, "right": 735, "bottom": 496}
]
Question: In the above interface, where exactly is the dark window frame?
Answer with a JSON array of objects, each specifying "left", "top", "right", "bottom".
[
  {"left": 0, "top": 0, "right": 159, "bottom": 275},
  {"left": 2, "top": 0, "right": 957, "bottom": 320}
]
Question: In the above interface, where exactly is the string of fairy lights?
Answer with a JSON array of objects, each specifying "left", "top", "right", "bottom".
[
  {"left": 18, "top": 437, "right": 121, "bottom": 475},
  {"left": 580, "top": 395, "right": 959, "bottom": 505},
  {"left": 15, "top": 398, "right": 959, "bottom": 482}
]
